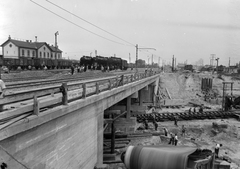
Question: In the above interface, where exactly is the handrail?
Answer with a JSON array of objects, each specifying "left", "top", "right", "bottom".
[{"left": 0, "top": 71, "right": 160, "bottom": 126}]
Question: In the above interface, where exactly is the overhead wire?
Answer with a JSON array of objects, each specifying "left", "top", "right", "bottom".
[
  {"left": 46, "top": 0, "right": 136, "bottom": 47},
  {"left": 30, "top": 0, "right": 130, "bottom": 46}
]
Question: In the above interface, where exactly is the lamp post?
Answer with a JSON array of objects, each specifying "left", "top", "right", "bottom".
[{"left": 135, "top": 44, "right": 156, "bottom": 71}]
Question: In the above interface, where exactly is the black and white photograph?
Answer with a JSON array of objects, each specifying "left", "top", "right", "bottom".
[{"left": 0, "top": 0, "right": 240, "bottom": 168}]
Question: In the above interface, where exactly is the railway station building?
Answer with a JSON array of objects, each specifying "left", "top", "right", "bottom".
[{"left": 1, "top": 36, "right": 62, "bottom": 59}]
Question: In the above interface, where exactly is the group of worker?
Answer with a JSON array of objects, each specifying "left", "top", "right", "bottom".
[
  {"left": 143, "top": 119, "right": 158, "bottom": 131},
  {"left": 143, "top": 118, "right": 188, "bottom": 146},
  {"left": 142, "top": 118, "right": 223, "bottom": 158},
  {"left": 189, "top": 106, "right": 203, "bottom": 113},
  {"left": 70, "top": 64, "right": 112, "bottom": 75}
]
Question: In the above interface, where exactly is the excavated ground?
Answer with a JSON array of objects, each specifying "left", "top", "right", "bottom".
[{"left": 109, "top": 72, "right": 240, "bottom": 169}]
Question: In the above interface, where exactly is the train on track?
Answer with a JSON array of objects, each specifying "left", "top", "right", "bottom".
[
  {"left": 0, "top": 55, "right": 79, "bottom": 70},
  {"left": 80, "top": 56, "right": 128, "bottom": 71}
]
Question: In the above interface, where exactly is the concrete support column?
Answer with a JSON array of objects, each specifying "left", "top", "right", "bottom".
[
  {"left": 127, "top": 95, "right": 131, "bottom": 119},
  {"left": 153, "top": 84, "right": 157, "bottom": 106},
  {"left": 97, "top": 111, "right": 104, "bottom": 165},
  {"left": 139, "top": 89, "right": 143, "bottom": 106}
]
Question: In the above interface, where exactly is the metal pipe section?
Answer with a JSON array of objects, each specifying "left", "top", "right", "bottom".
[{"left": 121, "top": 145, "right": 197, "bottom": 169}]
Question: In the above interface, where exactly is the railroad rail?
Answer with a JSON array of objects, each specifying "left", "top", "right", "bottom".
[
  {"left": 5, "top": 72, "right": 114, "bottom": 90},
  {"left": 0, "top": 71, "right": 159, "bottom": 130},
  {"left": 5, "top": 71, "right": 142, "bottom": 91},
  {"left": 2, "top": 69, "right": 71, "bottom": 82},
  {"left": 133, "top": 110, "right": 238, "bottom": 122}
]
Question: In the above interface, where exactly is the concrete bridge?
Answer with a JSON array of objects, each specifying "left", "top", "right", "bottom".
[{"left": 0, "top": 72, "right": 160, "bottom": 169}]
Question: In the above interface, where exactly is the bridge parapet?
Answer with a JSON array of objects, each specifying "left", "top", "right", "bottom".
[{"left": 0, "top": 71, "right": 159, "bottom": 130}]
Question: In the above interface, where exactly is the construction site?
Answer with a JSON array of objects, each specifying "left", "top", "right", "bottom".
[{"left": 103, "top": 70, "right": 240, "bottom": 169}]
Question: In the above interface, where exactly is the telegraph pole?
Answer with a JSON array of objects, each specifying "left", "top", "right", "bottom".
[
  {"left": 152, "top": 54, "right": 153, "bottom": 67},
  {"left": 172, "top": 55, "right": 174, "bottom": 72},
  {"left": 175, "top": 57, "right": 176, "bottom": 71},
  {"left": 135, "top": 44, "right": 156, "bottom": 71},
  {"left": 129, "top": 53, "right": 131, "bottom": 63},
  {"left": 215, "top": 57, "right": 219, "bottom": 73},
  {"left": 135, "top": 44, "right": 138, "bottom": 71}
]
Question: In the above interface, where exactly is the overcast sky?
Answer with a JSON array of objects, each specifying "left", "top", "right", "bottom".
[{"left": 1, "top": 0, "right": 240, "bottom": 66}]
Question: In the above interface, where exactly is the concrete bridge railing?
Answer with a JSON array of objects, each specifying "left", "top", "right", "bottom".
[{"left": 0, "top": 71, "right": 159, "bottom": 130}]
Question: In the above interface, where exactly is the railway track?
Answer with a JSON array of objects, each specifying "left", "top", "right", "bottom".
[
  {"left": 6, "top": 72, "right": 113, "bottom": 89},
  {"left": 2, "top": 69, "right": 71, "bottom": 82},
  {"left": 133, "top": 110, "right": 238, "bottom": 122},
  {"left": 5, "top": 71, "right": 138, "bottom": 93}
]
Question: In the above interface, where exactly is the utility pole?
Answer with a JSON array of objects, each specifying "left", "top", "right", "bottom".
[
  {"left": 129, "top": 53, "right": 131, "bottom": 63},
  {"left": 135, "top": 44, "right": 138, "bottom": 71},
  {"left": 172, "top": 55, "right": 174, "bottom": 72},
  {"left": 135, "top": 44, "right": 156, "bottom": 71},
  {"left": 152, "top": 54, "right": 153, "bottom": 67},
  {"left": 215, "top": 57, "right": 219, "bottom": 73},
  {"left": 158, "top": 57, "right": 160, "bottom": 69},
  {"left": 175, "top": 57, "right": 176, "bottom": 71}
]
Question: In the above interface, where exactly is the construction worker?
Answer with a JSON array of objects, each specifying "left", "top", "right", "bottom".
[
  {"left": 168, "top": 133, "right": 174, "bottom": 145},
  {"left": 71, "top": 64, "right": 74, "bottom": 75},
  {"left": 163, "top": 127, "right": 168, "bottom": 137},
  {"left": 182, "top": 125, "right": 186, "bottom": 137},
  {"left": 189, "top": 108, "right": 192, "bottom": 113},
  {"left": 174, "top": 134, "right": 178, "bottom": 146},
  {"left": 144, "top": 119, "right": 149, "bottom": 130},
  {"left": 174, "top": 116, "right": 178, "bottom": 126},
  {"left": 215, "top": 143, "right": 222, "bottom": 158},
  {"left": 153, "top": 119, "right": 158, "bottom": 131}
]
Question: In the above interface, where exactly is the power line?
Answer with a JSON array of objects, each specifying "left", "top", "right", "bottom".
[
  {"left": 46, "top": 0, "right": 136, "bottom": 47},
  {"left": 30, "top": 0, "right": 129, "bottom": 46}
]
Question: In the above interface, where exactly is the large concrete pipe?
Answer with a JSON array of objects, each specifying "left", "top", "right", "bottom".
[{"left": 121, "top": 145, "right": 208, "bottom": 169}]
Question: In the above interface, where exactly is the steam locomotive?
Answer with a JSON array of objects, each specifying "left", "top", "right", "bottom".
[{"left": 80, "top": 56, "right": 128, "bottom": 70}]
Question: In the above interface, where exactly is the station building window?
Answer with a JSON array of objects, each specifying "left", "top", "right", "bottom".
[
  {"left": 48, "top": 52, "right": 49, "bottom": 58},
  {"left": 27, "top": 50, "right": 30, "bottom": 57},
  {"left": 22, "top": 49, "right": 25, "bottom": 56},
  {"left": 44, "top": 52, "right": 46, "bottom": 58},
  {"left": 39, "top": 52, "right": 42, "bottom": 58},
  {"left": 32, "top": 51, "right": 35, "bottom": 57}
]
